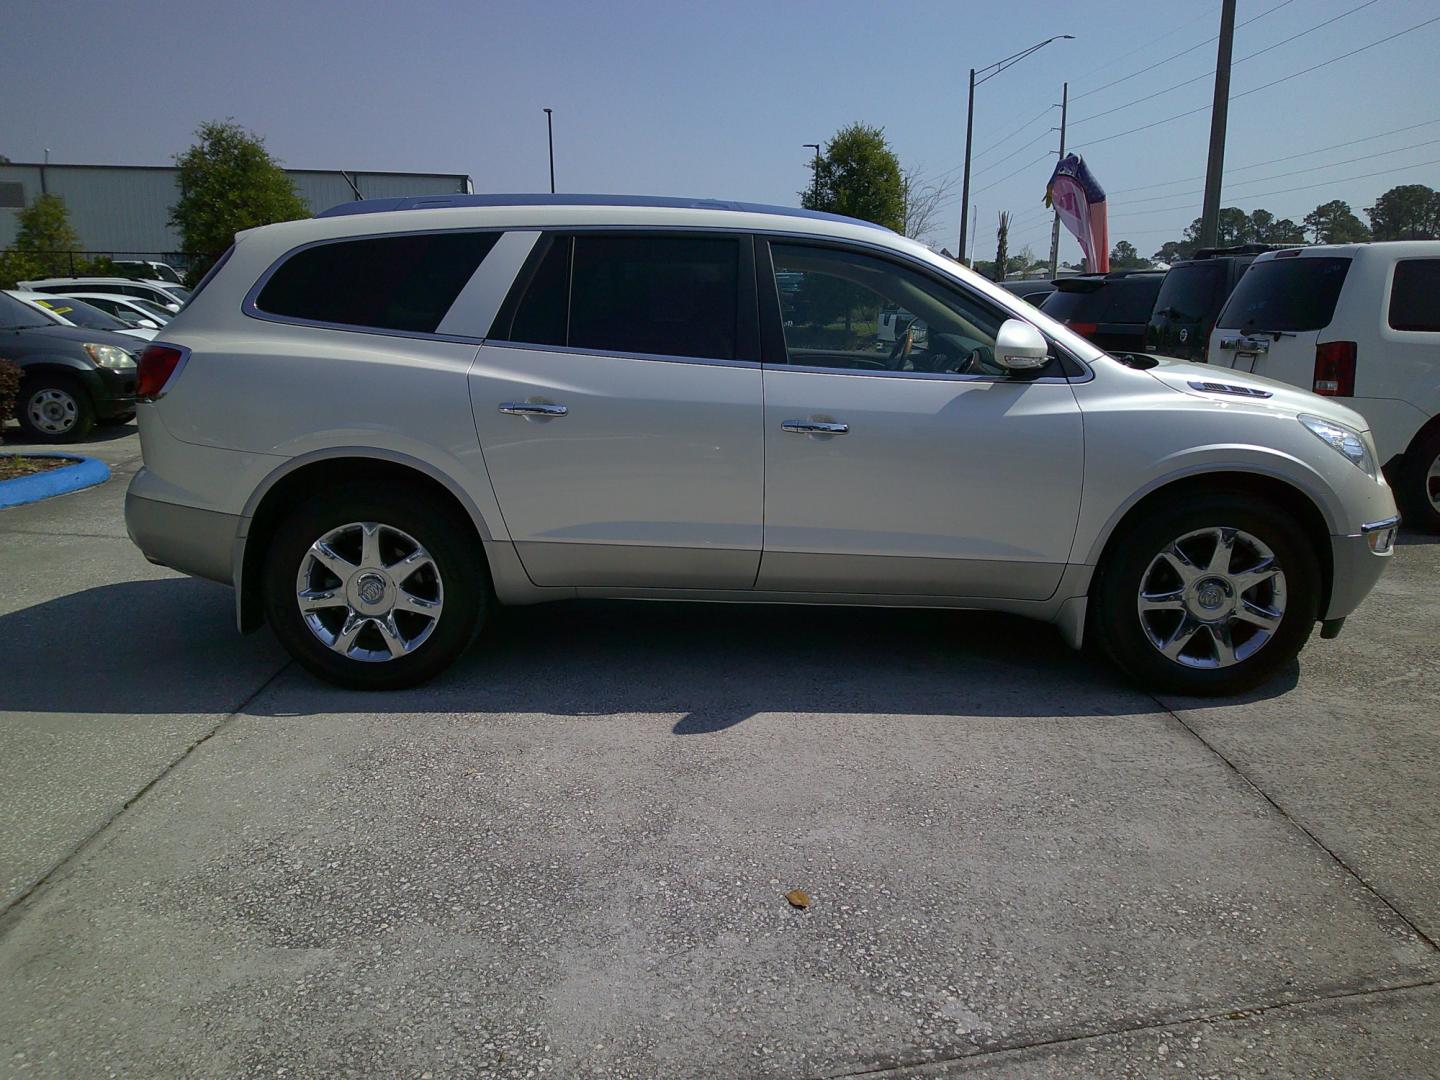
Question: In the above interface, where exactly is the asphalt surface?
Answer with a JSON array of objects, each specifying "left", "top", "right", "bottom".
[{"left": 1, "top": 425, "right": 1437, "bottom": 1079}]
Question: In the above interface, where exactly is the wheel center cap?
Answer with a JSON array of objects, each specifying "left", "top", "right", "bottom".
[
  {"left": 1192, "top": 576, "right": 1233, "bottom": 616},
  {"left": 349, "top": 571, "right": 393, "bottom": 613}
]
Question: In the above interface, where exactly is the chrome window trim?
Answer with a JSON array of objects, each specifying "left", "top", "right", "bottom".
[
  {"left": 766, "top": 361, "right": 1079, "bottom": 385},
  {"left": 481, "top": 338, "right": 762, "bottom": 371},
  {"left": 241, "top": 226, "right": 511, "bottom": 342}
]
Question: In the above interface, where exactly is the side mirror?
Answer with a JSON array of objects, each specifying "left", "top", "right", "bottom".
[
  {"left": 164, "top": 303, "right": 181, "bottom": 313},
  {"left": 995, "top": 318, "right": 1050, "bottom": 372},
  {"left": 137, "top": 319, "right": 159, "bottom": 329}
]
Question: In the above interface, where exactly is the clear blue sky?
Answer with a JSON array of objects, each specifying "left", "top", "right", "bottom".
[{"left": 7, "top": 0, "right": 1439, "bottom": 263}]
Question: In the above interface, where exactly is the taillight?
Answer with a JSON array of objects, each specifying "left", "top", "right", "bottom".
[
  {"left": 136, "top": 344, "right": 188, "bottom": 401},
  {"left": 1313, "top": 341, "right": 1356, "bottom": 396},
  {"left": 1068, "top": 321, "right": 1098, "bottom": 336}
]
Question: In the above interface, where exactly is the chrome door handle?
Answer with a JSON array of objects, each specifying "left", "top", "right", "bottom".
[
  {"left": 782, "top": 419, "right": 849, "bottom": 435},
  {"left": 499, "top": 401, "right": 568, "bottom": 417}
]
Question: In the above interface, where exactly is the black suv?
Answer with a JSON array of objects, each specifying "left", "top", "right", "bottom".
[
  {"left": 1, "top": 291, "right": 139, "bottom": 442},
  {"left": 1146, "top": 244, "right": 1275, "bottom": 362},
  {"left": 1038, "top": 270, "right": 1165, "bottom": 355}
]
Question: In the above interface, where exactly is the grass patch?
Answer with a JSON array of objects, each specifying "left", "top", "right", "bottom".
[{"left": 0, "top": 455, "right": 69, "bottom": 482}]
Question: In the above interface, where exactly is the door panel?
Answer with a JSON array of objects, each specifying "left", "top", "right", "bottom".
[
  {"left": 469, "top": 345, "right": 763, "bottom": 587},
  {"left": 759, "top": 369, "right": 1084, "bottom": 597}
]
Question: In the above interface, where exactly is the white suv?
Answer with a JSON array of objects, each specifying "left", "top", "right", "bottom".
[
  {"left": 1208, "top": 242, "right": 1440, "bottom": 530},
  {"left": 124, "top": 195, "right": 1399, "bottom": 694}
]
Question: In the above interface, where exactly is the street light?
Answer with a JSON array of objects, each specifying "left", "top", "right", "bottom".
[
  {"left": 957, "top": 34, "right": 1074, "bottom": 261},
  {"left": 802, "top": 143, "right": 821, "bottom": 205},
  {"left": 543, "top": 108, "right": 555, "bottom": 194}
]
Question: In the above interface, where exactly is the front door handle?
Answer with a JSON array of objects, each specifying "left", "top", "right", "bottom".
[
  {"left": 499, "top": 401, "right": 568, "bottom": 417},
  {"left": 782, "top": 419, "right": 849, "bottom": 435}
]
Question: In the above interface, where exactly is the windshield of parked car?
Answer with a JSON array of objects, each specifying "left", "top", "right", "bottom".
[
  {"left": 1152, "top": 262, "right": 1223, "bottom": 323},
  {"left": 0, "top": 291, "right": 57, "bottom": 329},
  {"left": 1217, "top": 256, "right": 1352, "bottom": 333},
  {"left": 32, "top": 296, "right": 132, "bottom": 332},
  {"left": 132, "top": 298, "right": 175, "bottom": 322}
]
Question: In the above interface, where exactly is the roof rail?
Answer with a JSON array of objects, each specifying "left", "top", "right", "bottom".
[
  {"left": 1192, "top": 243, "right": 1279, "bottom": 259},
  {"left": 314, "top": 193, "right": 891, "bottom": 230}
]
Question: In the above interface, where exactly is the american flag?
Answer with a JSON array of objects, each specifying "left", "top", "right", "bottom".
[{"left": 1045, "top": 154, "right": 1110, "bottom": 273}]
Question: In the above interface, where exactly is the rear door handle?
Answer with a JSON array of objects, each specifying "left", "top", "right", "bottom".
[
  {"left": 499, "top": 401, "right": 568, "bottom": 417},
  {"left": 782, "top": 419, "right": 849, "bottom": 435}
]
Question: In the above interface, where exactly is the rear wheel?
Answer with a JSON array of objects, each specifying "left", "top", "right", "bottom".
[
  {"left": 1092, "top": 493, "right": 1320, "bottom": 696},
  {"left": 16, "top": 377, "right": 95, "bottom": 443},
  {"left": 1397, "top": 427, "right": 1440, "bottom": 533},
  {"left": 262, "top": 486, "right": 487, "bottom": 689}
]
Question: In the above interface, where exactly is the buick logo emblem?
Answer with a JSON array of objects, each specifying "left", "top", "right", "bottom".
[
  {"left": 358, "top": 575, "right": 387, "bottom": 605},
  {"left": 1179, "top": 328, "right": 1189, "bottom": 343}
]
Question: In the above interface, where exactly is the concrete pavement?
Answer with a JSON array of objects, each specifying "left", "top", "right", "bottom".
[{"left": 1, "top": 426, "right": 1437, "bottom": 1078}]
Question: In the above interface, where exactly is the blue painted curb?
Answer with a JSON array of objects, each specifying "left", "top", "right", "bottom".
[{"left": 0, "top": 453, "right": 111, "bottom": 509}]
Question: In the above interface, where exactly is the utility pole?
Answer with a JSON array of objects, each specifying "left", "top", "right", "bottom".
[
  {"left": 543, "top": 108, "right": 555, "bottom": 194},
  {"left": 958, "top": 68, "right": 976, "bottom": 259},
  {"left": 968, "top": 204, "right": 978, "bottom": 266},
  {"left": 803, "top": 143, "right": 821, "bottom": 205},
  {"left": 1048, "top": 82, "right": 1068, "bottom": 278},
  {"left": 1199, "top": 0, "right": 1237, "bottom": 248}
]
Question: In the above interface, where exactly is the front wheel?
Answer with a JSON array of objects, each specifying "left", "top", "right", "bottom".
[
  {"left": 1091, "top": 494, "right": 1320, "bottom": 696},
  {"left": 16, "top": 377, "right": 96, "bottom": 443},
  {"left": 262, "top": 487, "right": 487, "bottom": 690},
  {"left": 1397, "top": 427, "right": 1440, "bottom": 533}
]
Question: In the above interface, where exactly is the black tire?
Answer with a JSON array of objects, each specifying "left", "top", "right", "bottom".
[
  {"left": 1091, "top": 492, "right": 1320, "bottom": 696},
  {"left": 1397, "top": 427, "right": 1440, "bottom": 534},
  {"left": 262, "top": 485, "right": 487, "bottom": 690},
  {"left": 15, "top": 376, "right": 96, "bottom": 443}
]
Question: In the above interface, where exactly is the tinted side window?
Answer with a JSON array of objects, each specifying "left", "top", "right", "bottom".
[
  {"left": 1217, "top": 257, "right": 1351, "bottom": 332},
  {"left": 1389, "top": 259, "right": 1440, "bottom": 332},
  {"left": 256, "top": 231, "right": 499, "bottom": 333},
  {"left": 503, "top": 236, "right": 570, "bottom": 346},
  {"left": 1153, "top": 263, "right": 1222, "bottom": 322},
  {"left": 569, "top": 235, "right": 738, "bottom": 360}
]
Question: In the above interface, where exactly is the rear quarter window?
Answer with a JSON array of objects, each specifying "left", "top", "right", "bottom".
[
  {"left": 1041, "top": 279, "right": 1161, "bottom": 324},
  {"left": 1217, "top": 256, "right": 1351, "bottom": 332},
  {"left": 255, "top": 231, "right": 499, "bottom": 333},
  {"left": 1388, "top": 259, "right": 1440, "bottom": 332}
]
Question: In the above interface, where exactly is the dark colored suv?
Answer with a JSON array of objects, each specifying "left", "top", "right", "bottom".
[
  {"left": 1, "top": 291, "right": 139, "bottom": 442},
  {"left": 1146, "top": 244, "right": 1275, "bottom": 361},
  {"left": 1038, "top": 270, "right": 1165, "bottom": 354}
]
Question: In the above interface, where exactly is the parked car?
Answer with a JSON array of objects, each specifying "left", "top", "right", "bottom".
[
  {"left": 1000, "top": 278, "right": 1058, "bottom": 304},
  {"left": 5, "top": 290, "right": 158, "bottom": 342},
  {"left": 1039, "top": 271, "right": 1165, "bottom": 355},
  {"left": 113, "top": 259, "right": 185, "bottom": 285},
  {"left": 1207, "top": 242, "right": 1440, "bottom": 531},
  {"left": 18, "top": 276, "right": 187, "bottom": 312},
  {"left": 0, "top": 290, "right": 138, "bottom": 440},
  {"left": 1147, "top": 245, "right": 1275, "bottom": 361},
  {"left": 58, "top": 292, "right": 172, "bottom": 330},
  {"left": 125, "top": 194, "right": 1397, "bottom": 696}
]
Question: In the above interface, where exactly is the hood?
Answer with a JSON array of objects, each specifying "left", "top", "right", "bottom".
[
  {"left": 2, "top": 322, "right": 142, "bottom": 357},
  {"left": 1143, "top": 356, "right": 1372, "bottom": 431}
]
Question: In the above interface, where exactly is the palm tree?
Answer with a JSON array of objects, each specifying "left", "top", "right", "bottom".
[{"left": 994, "top": 211, "right": 1011, "bottom": 282}]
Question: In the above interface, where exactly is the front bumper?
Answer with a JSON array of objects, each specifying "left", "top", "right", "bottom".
[
  {"left": 89, "top": 365, "right": 137, "bottom": 418},
  {"left": 125, "top": 482, "right": 238, "bottom": 586},
  {"left": 1324, "top": 515, "right": 1401, "bottom": 622}
]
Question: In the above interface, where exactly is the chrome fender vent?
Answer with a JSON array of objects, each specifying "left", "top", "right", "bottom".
[{"left": 1188, "top": 380, "right": 1274, "bottom": 399}]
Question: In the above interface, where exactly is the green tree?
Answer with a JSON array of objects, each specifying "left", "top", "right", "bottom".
[
  {"left": 12, "top": 192, "right": 82, "bottom": 276},
  {"left": 1152, "top": 239, "right": 1198, "bottom": 264},
  {"left": 1366, "top": 183, "right": 1440, "bottom": 240},
  {"left": 993, "top": 211, "right": 1011, "bottom": 282},
  {"left": 1109, "top": 240, "right": 1151, "bottom": 269},
  {"left": 171, "top": 120, "right": 309, "bottom": 279},
  {"left": 1303, "top": 200, "right": 1371, "bottom": 244},
  {"left": 800, "top": 123, "right": 904, "bottom": 232}
]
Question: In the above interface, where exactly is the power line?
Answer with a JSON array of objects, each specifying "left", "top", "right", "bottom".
[
  {"left": 1068, "top": 0, "right": 1294, "bottom": 103},
  {"left": 973, "top": 154, "right": 1053, "bottom": 196},
  {"left": 1070, "top": 13, "right": 1440, "bottom": 153},
  {"left": 970, "top": 104, "right": 1056, "bottom": 165},
  {"left": 970, "top": 128, "right": 1057, "bottom": 179},
  {"left": 1068, "top": 0, "right": 1382, "bottom": 130}
]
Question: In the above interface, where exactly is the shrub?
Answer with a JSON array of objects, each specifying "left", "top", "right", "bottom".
[{"left": 0, "top": 358, "right": 21, "bottom": 441}]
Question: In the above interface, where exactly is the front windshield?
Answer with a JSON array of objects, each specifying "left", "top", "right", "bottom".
[
  {"left": 164, "top": 285, "right": 191, "bottom": 301},
  {"left": 132, "top": 298, "right": 174, "bottom": 323},
  {"left": 0, "top": 291, "right": 58, "bottom": 329},
  {"left": 33, "top": 296, "right": 130, "bottom": 332}
]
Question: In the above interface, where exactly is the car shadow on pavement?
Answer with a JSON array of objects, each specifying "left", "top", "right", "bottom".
[{"left": 0, "top": 579, "right": 1300, "bottom": 728}]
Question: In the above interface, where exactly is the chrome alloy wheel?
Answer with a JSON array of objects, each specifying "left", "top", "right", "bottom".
[
  {"left": 294, "top": 521, "right": 444, "bottom": 663},
  {"left": 27, "top": 388, "right": 80, "bottom": 435},
  {"left": 1427, "top": 451, "right": 1440, "bottom": 513},
  {"left": 1136, "top": 527, "right": 1287, "bottom": 669}
]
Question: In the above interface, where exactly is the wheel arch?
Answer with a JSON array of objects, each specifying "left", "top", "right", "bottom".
[
  {"left": 1086, "top": 470, "right": 1335, "bottom": 618},
  {"left": 235, "top": 451, "right": 494, "bottom": 633}
]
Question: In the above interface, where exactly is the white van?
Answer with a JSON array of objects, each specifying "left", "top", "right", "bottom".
[{"left": 1208, "top": 242, "right": 1440, "bottom": 530}]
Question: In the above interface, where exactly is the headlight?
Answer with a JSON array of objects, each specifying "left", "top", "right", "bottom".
[
  {"left": 1299, "top": 414, "right": 1377, "bottom": 480},
  {"left": 83, "top": 343, "right": 137, "bottom": 371}
]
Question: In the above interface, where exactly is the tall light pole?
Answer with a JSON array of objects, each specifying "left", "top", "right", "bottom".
[
  {"left": 1199, "top": 0, "right": 1237, "bottom": 248},
  {"left": 543, "top": 107, "right": 555, "bottom": 194},
  {"left": 803, "top": 142, "right": 821, "bottom": 206},
  {"left": 958, "top": 34, "right": 1074, "bottom": 261},
  {"left": 1048, "top": 82, "right": 1069, "bottom": 277}
]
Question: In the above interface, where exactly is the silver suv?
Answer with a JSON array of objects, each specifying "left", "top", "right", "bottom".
[{"left": 124, "top": 195, "right": 1399, "bottom": 694}]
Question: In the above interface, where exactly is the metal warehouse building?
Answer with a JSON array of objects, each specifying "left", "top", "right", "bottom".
[{"left": 0, "top": 162, "right": 473, "bottom": 261}]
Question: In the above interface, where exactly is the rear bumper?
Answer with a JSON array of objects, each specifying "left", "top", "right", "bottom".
[
  {"left": 1324, "top": 516, "right": 1400, "bottom": 622},
  {"left": 125, "top": 481, "right": 238, "bottom": 586}
]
